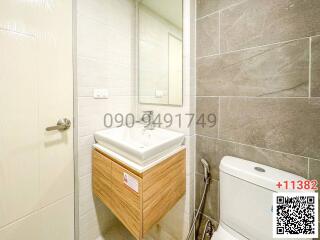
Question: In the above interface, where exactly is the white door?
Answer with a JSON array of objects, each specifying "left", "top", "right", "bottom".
[{"left": 0, "top": 1, "right": 74, "bottom": 239}]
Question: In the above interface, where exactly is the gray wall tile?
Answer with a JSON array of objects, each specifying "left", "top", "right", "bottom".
[
  {"left": 195, "top": 174, "right": 219, "bottom": 220},
  {"left": 195, "top": 0, "right": 320, "bottom": 225},
  {"left": 234, "top": 142, "right": 308, "bottom": 178},
  {"left": 196, "top": 97, "right": 219, "bottom": 137},
  {"left": 220, "top": 98, "right": 320, "bottom": 159},
  {"left": 197, "top": 13, "right": 219, "bottom": 57},
  {"left": 309, "top": 158, "right": 320, "bottom": 223},
  {"left": 197, "top": 39, "right": 309, "bottom": 97},
  {"left": 312, "top": 36, "right": 320, "bottom": 97},
  {"left": 309, "top": 159, "right": 320, "bottom": 180},
  {"left": 196, "top": 136, "right": 308, "bottom": 179},
  {"left": 220, "top": 0, "right": 320, "bottom": 52},
  {"left": 196, "top": 136, "right": 221, "bottom": 179},
  {"left": 195, "top": 213, "right": 218, "bottom": 240},
  {"left": 197, "top": 0, "right": 243, "bottom": 19}
]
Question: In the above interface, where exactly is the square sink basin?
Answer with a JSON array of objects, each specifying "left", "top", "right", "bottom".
[{"left": 94, "top": 124, "right": 185, "bottom": 166}]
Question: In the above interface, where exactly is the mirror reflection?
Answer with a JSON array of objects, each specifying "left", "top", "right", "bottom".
[{"left": 138, "top": 0, "right": 183, "bottom": 106}]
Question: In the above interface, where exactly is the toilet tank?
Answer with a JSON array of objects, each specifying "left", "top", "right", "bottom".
[{"left": 219, "top": 156, "right": 305, "bottom": 240}]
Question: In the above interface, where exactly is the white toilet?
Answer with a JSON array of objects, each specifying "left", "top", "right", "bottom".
[{"left": 212, "top": 156, "right": 305, "bottom": 240}]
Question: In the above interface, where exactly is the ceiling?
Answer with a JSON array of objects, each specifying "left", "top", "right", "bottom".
[{"left": 141, "top": 0, "right": 183, "bottom": 29}]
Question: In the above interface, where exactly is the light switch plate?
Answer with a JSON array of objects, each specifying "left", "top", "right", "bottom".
[
  {"left": 93, "top": 88, "right": 109, "bottom": 99},
  {"left": 155, "top": 89, "right": 164, "bottom": 98}
]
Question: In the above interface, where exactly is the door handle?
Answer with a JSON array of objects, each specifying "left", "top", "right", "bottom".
[{"left": 46, "top": 118, "right": 71, "bottom": 131}]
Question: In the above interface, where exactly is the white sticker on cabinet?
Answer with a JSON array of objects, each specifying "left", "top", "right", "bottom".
[{"left": 123, "top": 172, "right": 139, "bottom": 193}]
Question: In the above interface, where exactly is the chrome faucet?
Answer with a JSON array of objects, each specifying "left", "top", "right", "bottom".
[{"left": 142, "top": 110, "right": 155, "bottom": 130}]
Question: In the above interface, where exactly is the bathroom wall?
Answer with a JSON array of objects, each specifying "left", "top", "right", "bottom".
[
  {"left": 137, "top": 0, "right": 196, "bottom": 239},
  {"left": 76, "top": 0, "right": 136, "bottom": 239},
  {"left": 195, "top": 0, "right": 320, "bottom": 234}
]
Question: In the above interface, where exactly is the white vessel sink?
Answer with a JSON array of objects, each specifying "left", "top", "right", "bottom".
[{"left": 94, "top": 124, "right": 185, "bottom": 166}]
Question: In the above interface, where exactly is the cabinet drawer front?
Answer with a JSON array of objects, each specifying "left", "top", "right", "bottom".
[
  {"left": 142, "top": 149, "right": 186, "bottom": 234},
  {"left": 112, "top": 162, "right": 142, "bottom": 239},
  {"left": 92, "top": 148, "right": 186, "bottom": 239},
  {"left": 93, "top": 150, "right": 111, "bottom": 179},
  {"left": 92, "top": 150, "right": 112, "bottom": 205}
]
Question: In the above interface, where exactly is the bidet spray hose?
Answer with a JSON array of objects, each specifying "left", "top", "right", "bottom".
[{"left": 185, "top": 175, "right": 210, "bottom": 240}]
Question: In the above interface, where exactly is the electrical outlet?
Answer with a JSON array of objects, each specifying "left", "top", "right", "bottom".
[
  {"left": 155, "top": 89, "right": 164, "bottom": 98},
  {"left": 93, "top": 88, "right": 109, "bottom": 99}
]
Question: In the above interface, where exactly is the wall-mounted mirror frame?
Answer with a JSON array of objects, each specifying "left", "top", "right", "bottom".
[{"left": 137, "top": 0, "right": 183, "bottom": 106}]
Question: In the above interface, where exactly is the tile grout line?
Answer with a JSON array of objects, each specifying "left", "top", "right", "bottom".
[
  {"left": 194, "top": 0, "right": 198, "bottom": 219},
  {"left": 196, "top": 12, "right": 216, "bottom": 21},
  {"left": 79, "top": 172, "right": 92, "bottom": 181},
  {"left": 196, "top": 35, "right": 314, "bottom": 60},
  {"left": 77, "top": 55, "right": 132, "bottom": 68},
  {"left": 196, "top": 96, "right": 317, "bottom": 99},
  {"left": 309, "top": 37, "right": 312, "bottom": 98},
  {"left": 194, "top": 211, "right": 219, "bottom": 224},
  {"left": 307, "top": 158, "right": 310, "bottom": 179},
  {"left": 197, "top": 173, "right": 218, "bottom": 183},
  {"left": 78, "top": 95, "right": 133, "bottom": 98},
  {"left": 217, "top": 97, "right": 221, "bottom": 138},
  {"left": 196, "top": 133, "right": 312, "bottom": 161},
  {"left": 77, "top": 54, "right": 132, "bottom": 65},
  {"left": 79, "top": 201, "right": 104, "bottom": 218},
  {"left": 196, "top": 0, "right": 247, "bottom": 21},
  {"left": 218, "top": 10, "right": 221, "bottom": 55}
]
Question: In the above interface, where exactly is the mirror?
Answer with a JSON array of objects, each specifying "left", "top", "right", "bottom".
[{"left": 138, "top": 0, "right": 183, "bottom": 106}]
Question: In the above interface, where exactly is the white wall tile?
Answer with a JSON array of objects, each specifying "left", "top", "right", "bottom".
[
  {"left": 102, "top": 221, "right": 135, "bottom": 240},
  {"left": 79, "top": 174, "right": 102, "bottom": 216},
  {"left": 77, "top": 0, "right": 136, "bottom": 239},
  {"left": 79, "top": 205, "right": 116, "bottom": 240},
  {"left": 76, "top": 0, "right": 196, "bottom": 239},
  {"left": 78, "top": 135, "right": 95, "bottom": 177},
  {"left": 144, "top": 198, "right": 191, "bottom": 239}
]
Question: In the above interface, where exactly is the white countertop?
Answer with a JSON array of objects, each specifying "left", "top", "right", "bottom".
[{"left": 93, "top": 143, "right": 186, "bottom": 173}]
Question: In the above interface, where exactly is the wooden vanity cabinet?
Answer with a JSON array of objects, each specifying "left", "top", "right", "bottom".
[{"left": 92, "top": 148, "right": 186, "bottom": 240}]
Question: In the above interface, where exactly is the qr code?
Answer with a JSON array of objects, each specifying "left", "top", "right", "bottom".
[{"left": 273, "top": 192, "right": 318, "bottom": 238}]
